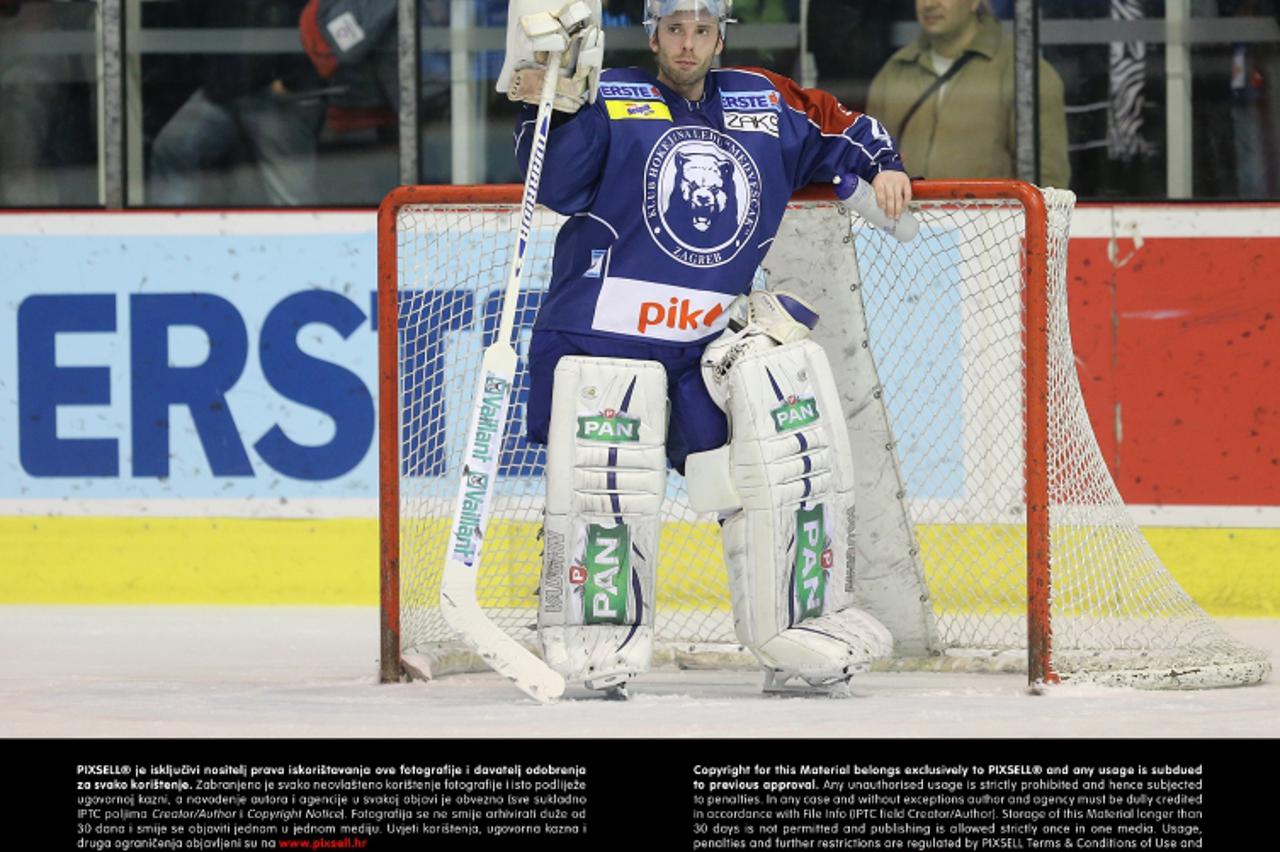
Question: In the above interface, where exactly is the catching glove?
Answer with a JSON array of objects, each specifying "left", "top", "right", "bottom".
[{"left": 496, "top": 0, "right": 603, "bottom": 114}]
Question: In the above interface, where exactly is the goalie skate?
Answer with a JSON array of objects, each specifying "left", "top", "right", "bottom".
[
  {"left": 583, "top": 673, "right": 633, "bottom": 700},
  {"left": 761, "top": 670, "right": 857, "bottom": 698}
]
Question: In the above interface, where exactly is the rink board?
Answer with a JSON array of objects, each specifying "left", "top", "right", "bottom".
[
  {"left": 3, "top": 515, "right": 1275, "bottom": 616},
  {"left": 1, "top": 208, "right": 1277, "bottom": 614}
]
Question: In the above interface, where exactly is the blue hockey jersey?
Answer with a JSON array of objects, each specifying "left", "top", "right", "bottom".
[{"left": 515, "top": 65, "right": 906, "bottom": 349}]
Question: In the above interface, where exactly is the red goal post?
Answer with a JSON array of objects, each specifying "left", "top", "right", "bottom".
[{"left": 376, "top": 180, "right": 1269, "bottom": 691}]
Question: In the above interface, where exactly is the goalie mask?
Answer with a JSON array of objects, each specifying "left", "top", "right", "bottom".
[{"left": 643, "top": 0, "right": 735, "bottom": 38}]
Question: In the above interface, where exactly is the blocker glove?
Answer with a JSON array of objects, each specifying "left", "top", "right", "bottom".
[{"left": 497, "top": 0, "right": 604, "bottom": 114}]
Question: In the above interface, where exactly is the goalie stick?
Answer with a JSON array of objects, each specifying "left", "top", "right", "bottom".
[{"left": 437, "top": 53, "right": 568, "bottom": 704}]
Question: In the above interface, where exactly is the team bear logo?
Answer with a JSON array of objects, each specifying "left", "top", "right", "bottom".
[
  {"left": 645, "top": 129, "right": 761, "bottom": 267},
  {"left": 667, "top": 151, "right": 739, "bottom": 249}
]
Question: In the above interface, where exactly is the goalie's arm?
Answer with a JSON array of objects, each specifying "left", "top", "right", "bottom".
[
  {"left": 514, "top": 102, "right": 609, "bottom": 214},
  {"left": 803, "top": 107, "right": 911, "bottom": 220},
  {"left": 743, "top": 68, "right": 910, "bottom": 219},
  {"left": 506, "top": 0, "right": 608, "bottom": 214}
]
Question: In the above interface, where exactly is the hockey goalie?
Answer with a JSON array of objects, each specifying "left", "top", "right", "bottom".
[{"left": 498, "top": 0, "right": 915, "bottom": 696}]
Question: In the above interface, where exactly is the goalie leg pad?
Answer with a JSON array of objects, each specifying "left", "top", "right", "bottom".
[
  {"left": 710, "top": 339, "right": 893, "bottom": 683},
  {"left": 540, "top": 356, "right": 667, "bottom": 686}
]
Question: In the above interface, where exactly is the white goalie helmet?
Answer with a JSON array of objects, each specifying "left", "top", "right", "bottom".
[{"left": 643, "top": 0, "right": 735, "bottom": 39}]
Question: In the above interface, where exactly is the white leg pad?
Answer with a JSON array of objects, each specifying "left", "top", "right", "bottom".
[
  {"left": 539, "top": 356, "right": 667, "bottom": 686},
  {"left": 712, "top": 339, "right": 893, "bottom": 683}
]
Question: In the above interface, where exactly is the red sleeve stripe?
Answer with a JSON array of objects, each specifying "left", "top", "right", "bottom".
[{"left": 738, "top": 66, "right": 862, "bottom": 135}]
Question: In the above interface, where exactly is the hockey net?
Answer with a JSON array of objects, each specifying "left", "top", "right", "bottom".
[{"left": 377, "top": 181, "right": 1269, "bottom": 690}]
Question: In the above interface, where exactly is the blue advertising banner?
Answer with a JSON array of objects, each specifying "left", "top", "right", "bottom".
[{"left": 1, "top": 213, "right": 383, "bottom": 513}]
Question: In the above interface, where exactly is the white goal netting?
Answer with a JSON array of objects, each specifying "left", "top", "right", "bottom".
[{"left": 381, "top": 183, "right": 1269, "bottom": 689}]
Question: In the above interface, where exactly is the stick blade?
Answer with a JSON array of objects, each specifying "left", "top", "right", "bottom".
[
  {"left": 440, "top": 563, "right": 566, "bottom": 703},
  {"left": 438, "top": 340, "right": 564, "bottom": 702}
]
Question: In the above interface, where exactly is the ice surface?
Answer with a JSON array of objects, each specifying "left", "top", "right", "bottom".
[{"left": 2, "top": 606, "right": 1277, "bottom": 738}]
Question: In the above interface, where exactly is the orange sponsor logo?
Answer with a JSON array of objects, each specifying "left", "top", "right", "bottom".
[{"left": 636, "top": 298, "right": 727, "bottom": 335}]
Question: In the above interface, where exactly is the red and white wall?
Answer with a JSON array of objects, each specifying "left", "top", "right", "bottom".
[{"left": 1067, "top": 205, "right": 1279, "bottom": 613}]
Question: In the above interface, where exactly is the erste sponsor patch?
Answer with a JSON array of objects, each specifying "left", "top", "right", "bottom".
[
  {"left": 599, "top": 82, "right": 663, "bottom": 101},
  {"left": 721, "top": 90, "right": 782, "bottom": 111}
]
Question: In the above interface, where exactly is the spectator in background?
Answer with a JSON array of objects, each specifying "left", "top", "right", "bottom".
[
  {"left": 1225, "top": 0, "right": 1280, "bottom": 197},
  {"left": 866, "top": 0, "right": 1070, "bottom": 188},
  {"left": 301, "top": 0, "right": 398, "bottom": 134},
  {"left": 149, "top": 1, "right": 324, "bottom": 206},
  {"left": 0, "top": 0, "right": 75, "bottom": 205}
]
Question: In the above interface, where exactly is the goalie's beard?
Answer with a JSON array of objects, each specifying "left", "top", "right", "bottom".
[
  {"left": 654, "top": 50, "right": 716, "bottom": 95},
  {"left": 650, "top": 25, "right": 723, "bottom": 98}
]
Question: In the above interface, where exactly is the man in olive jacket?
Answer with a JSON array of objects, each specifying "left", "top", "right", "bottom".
[{"left": 866, "top": 0, "right": 1069, "bottom": 188}]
